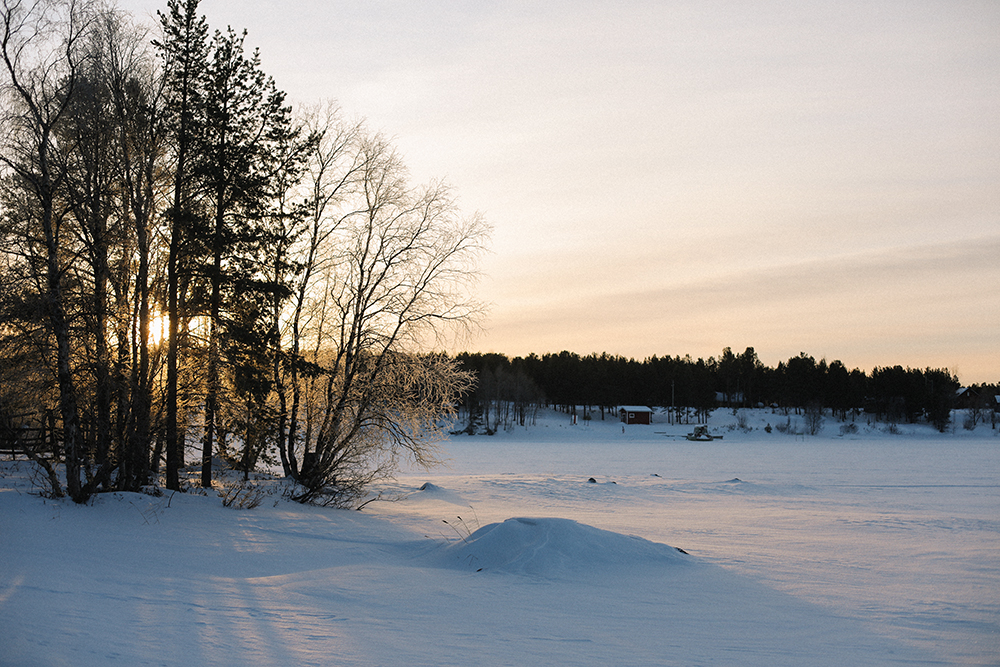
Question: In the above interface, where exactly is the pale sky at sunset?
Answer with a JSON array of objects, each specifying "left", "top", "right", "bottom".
[{"left": 121, "top": 0, "right": 1000, "bottom": 383}]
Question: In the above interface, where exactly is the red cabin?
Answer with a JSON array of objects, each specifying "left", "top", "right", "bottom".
[{"left": 619, "top": 406, "right": 653, "bottom": 425}]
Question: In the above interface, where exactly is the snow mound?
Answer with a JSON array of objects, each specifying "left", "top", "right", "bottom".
[
  {"left": 406, "top": 482, "right": 470, "bottom": 506},
  {"left": 434, "top": 517, "right": 691, "bottom": 577}
]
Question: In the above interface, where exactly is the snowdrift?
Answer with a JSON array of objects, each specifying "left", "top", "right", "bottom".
[
  {"left": 409, "top": 480, "right": 470, "bottom": 506},
  {"left": 433, "top": 516, "right": 691, "bottom": 577}
]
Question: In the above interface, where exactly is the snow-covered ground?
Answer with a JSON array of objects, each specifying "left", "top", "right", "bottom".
[{"left": 2, "top": 409, "right": 998, "bottom": 666}]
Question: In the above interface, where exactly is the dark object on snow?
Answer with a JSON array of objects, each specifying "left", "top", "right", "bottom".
[
  {"left": 587, "top": 477, "right": 597, "bottom": 483},
  {"left": 675, "top": 547, "right": 689, "bottom": 555},
  {"left": 685, "top": 425, "right": 721, "bottom": 441}
]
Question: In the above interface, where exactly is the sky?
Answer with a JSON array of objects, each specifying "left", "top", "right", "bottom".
[{"left": 119, "top": 0, "right": 1000, "bottom": 383}]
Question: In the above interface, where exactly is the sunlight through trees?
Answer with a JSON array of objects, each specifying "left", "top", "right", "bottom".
[{"left": 0, "top": 0, "right": 488, "bottom": 503}]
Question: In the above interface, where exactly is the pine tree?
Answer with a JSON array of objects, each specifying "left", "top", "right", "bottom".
[
  {"left": 156, "top": 0, "right": 209, "bottom": 491},
  {"left": 193, "top": 26, "right": 303, "bottom": 487}
]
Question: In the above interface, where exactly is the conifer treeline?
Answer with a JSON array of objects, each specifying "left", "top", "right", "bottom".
[{"left": 455, "top": 348, "right": 986, "bottom": 432}]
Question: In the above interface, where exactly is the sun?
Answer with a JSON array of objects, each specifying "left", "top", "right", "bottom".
[{"left": 148, "top": 314, "right": 169, "bottom": 346}]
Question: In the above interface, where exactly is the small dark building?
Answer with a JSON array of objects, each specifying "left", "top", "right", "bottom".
[
  {"left": 955, "top": 387, "right": 978, "bottom": 410},
  {"left": 619, "top": 406, "right": 653, "bottom": 425}
]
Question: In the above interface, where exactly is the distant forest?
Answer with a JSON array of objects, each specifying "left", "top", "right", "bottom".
[{"left": 455, "top": 348, "right": 998, "bottom": 434}]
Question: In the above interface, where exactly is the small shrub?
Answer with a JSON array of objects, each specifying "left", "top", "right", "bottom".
[
  {"left": 735, "top": 411, "right": 751, "bottom": 433},
  {"left": 839, "top": 423, "right": 858, "bottom": 436},
  {"left": 804, "top": 402, "right": 824, "bottom": 436},
  {"left": 219, "top": 480, "right": 265, "bottom": 509}
]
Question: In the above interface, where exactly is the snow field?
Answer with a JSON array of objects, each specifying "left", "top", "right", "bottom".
[{"left": 1, "top": 408, "right": 997, "bottom": 665}]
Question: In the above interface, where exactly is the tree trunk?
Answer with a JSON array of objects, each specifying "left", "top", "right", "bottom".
[
  {"left": 166, "top": 181, "right": 183, "bottom": 491},
  {"left": 43, "top": 209, "right": 86, "bottom": 502},
  {"left": 200, "top": 172, "right": 225, "bottom": 488}
]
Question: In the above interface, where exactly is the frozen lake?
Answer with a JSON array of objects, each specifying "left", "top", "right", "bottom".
[
  {"left": 377, "top": 412, "right": 1000, "bottom": 664},
  {"left": 2, "top": 409, "right": 998, "bottom": 665}
]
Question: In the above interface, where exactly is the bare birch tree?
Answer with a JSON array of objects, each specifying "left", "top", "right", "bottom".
[
  {"left": 1, "top": 1, "right": 171, "bottom": 497},
  {"left": 0, "top": 0, "right": 99, "bottom": 501},
  {"left": 291, "top": 134, "right": 488, "bottom": 505},
  {"left": 274, "top": 100, "right": 362, "bottom": 478},
  {"left": 97, "top": 11, "right": 168, "bottom": 491}
]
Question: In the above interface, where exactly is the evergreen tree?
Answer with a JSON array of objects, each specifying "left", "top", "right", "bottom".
[
  {"left": 156, "top": 0, "right": 209, "bottom": 491},
  {"left": 194, "top": 25, "right": 304, "bottom": 487}
]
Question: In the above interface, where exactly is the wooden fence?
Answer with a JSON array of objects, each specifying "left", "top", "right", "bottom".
[{"left": 0, "top": 412, "right": 58, "bottom": 460}]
